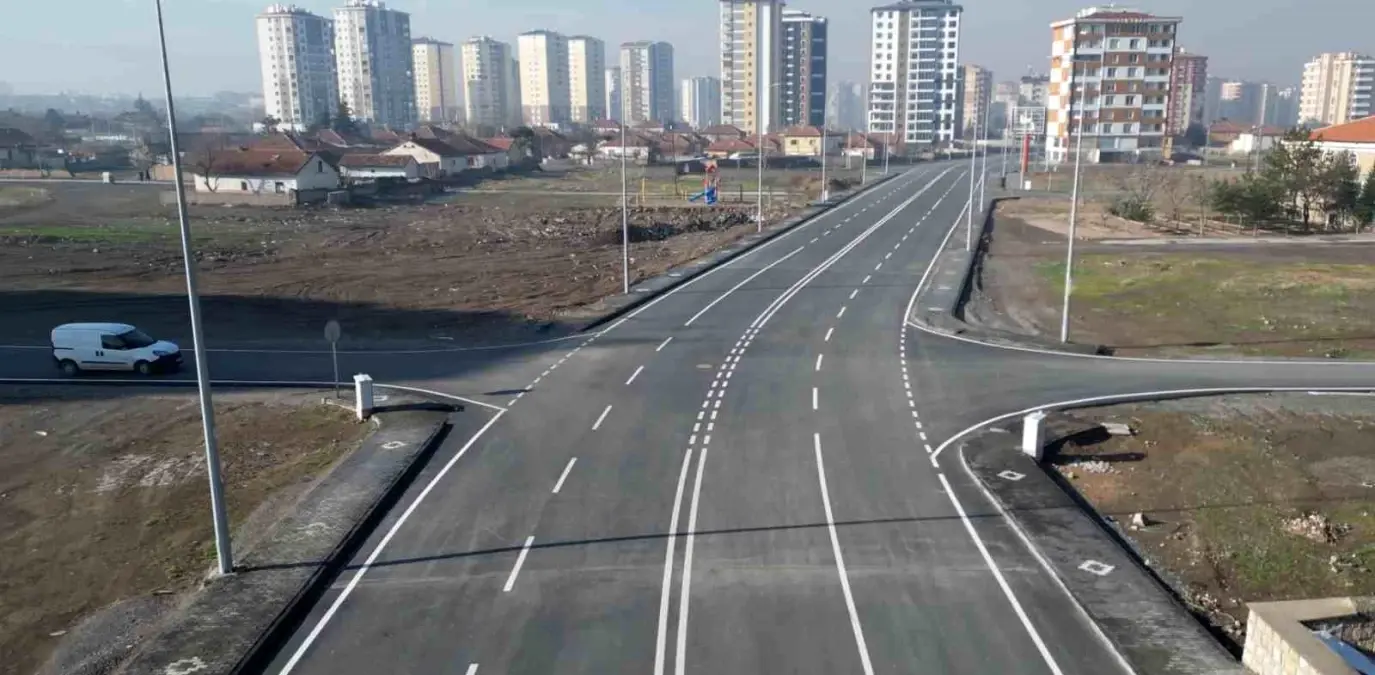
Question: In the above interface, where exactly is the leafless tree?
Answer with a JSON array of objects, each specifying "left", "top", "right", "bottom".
[
  {"left": 1157, "top": 171, "right": 1190, "bottom": 232},
  {"left": 189, "top": 133, "right": 228, "bottom": 193}
]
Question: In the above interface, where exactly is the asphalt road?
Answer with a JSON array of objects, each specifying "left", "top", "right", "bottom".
[{"left": 8, "top": 160, "right": 1375, "bottom": 674}]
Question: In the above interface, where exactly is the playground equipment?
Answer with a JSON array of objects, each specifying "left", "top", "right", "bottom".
[{"left": 687, "top": 160, "right": 720, "bottom": 205}]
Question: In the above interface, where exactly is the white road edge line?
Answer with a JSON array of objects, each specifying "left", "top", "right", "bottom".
[
  {"left": 937, "top": 472, "right": 1064, "bottom": 675},
  {"left": 592, "top": 404, "right": 613, "bottom": 431},
  {"left": 551, "top": 457, "right": 577, "bottom": 494},
  {"left": 653, "top": 446, "right": 695, "bottom": 675},
  {"left": 274, "top": 410, "right": 507, "bottom": 674},
  {"left": 626, "top": 365, "right": 646, "bottom": 385},
  {"left": 814, "top": 433, "right": 876, "bottom": 675},
  {"left": 675, "top": 446, "right": 710, "bottom": 675},
  {"left": 503, "top": 535, "right": 536, "bottom": 592}
]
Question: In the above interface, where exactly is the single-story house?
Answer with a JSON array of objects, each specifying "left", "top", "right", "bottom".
[
  {"left": 590, "top": 119, "right": 623, "bottom": 137},
  {"left": 779, "top": 126, "right": 843, "bottom": 157},
  {"left": 698, "top": 125, "right": 746, "bottom": 144},
  {"left": 598, "top": 134, "right": 655, "bottom": 160},
  {"left": 383, "top": 138, "right": 468, "bottom": 177},
  {"left": 190, "top": 150, "right": 340, "bottom": 194},
  {"left": 705, "top": 138, "right": 757, "bottom": 159},
  {"left": 1227, "top": 129, "right": 1286, "bottom": 155},
  {"left": 0, "top": 128, "right": 39, "bottom": 169},
  {"left": 480, "top": 137, "right": 525, "bottom": 165},
  {"left": 412, "top": 125, "right": 511, "bottom": 170},
  {"left": 338, "top": 153, "right": 420, "bottom": 180},
  {"left": 1310, "top": 115, "right": 1375, "bottom": 180}
]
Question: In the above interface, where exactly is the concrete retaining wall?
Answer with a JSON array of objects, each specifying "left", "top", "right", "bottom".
[{"left": 1242, "top": 598, "right": 1370, "bottom": 675}]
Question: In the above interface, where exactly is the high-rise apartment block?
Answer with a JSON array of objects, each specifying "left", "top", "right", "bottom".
[
  {"left": 334, "top": 0, "right": 415, "bottom": 128},
  {"left": 620, "top": 41, "right": 676, "bottom": 124},
  {"left": 1219, "top": 80, "right": 1264, "bottom": 125},
  {"left": 720, "top": 0, "right": 784, "bottom": 133},
  {"left": 781, "top": 9, "right": 828, "bottom": 127},
  {"left": 682, "top": 76, "right": 722, "bottom": 128},
  {"left": 961, "top": 64, "right": 993, "bottom": 138},
  {"left": 1299, "top": 52, "right": 1374, "bottom": 126},
  {"left": 1046, "top": 7, "right": 1181, "bottom": 164},
  {"left": 518, "top": 30, "right": 571, "bottom": 127},
  {"left": 1019, "top": 74, "right": 1050, "bottom": 106},
  {"left": 606, "top": 67, "right": 623, "bottom": 121},
  {"left": 867, "top": 0, "right": 964, "bottom": 150},
  {"left": 412, "top": 38, "right": 458, "bottom": 123},
  {"left": 1166, "top": 49, "right": 1207, "bottom": 135},
  {"left": 257, "top": 4, "right": 338, "bottom": 131},
  {"left": 568, "top": 36, "right": 607, "bottom": 123},
  {"left": 827, "top": 81, "right": 866, "bottom": 130},
  {"left": 462, "top": 36, "right": 520, "bottom": 129}
]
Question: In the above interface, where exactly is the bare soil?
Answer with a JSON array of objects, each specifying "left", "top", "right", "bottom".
[
  {"left": 0, "top": 172, "right": 817, "bottom": 345},
  {"left": 967, "top": 203, "right": 1375, "bottom": 358},
  {"left": 1049, "top": 395, "right": 1375, "bottom": 650},
  {"left": 0, "top": 387, "right": 371, "bottom": 675}
]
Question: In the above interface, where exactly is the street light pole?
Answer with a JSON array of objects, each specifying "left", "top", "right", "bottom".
[
  {"left": 1000, "top": 108, "right": 1010, "bottom": 181},
  {"left": 966, "top": 121, "right": 977, "bottom": 251},
  {"left": 155, "top": 0, "right": 232, "bottom": 577},
  {"left": 820, "top": 126, "right": 829, "bottom": 202},
  {"left": 621, "top": 122, "right": 630, "bottom": 293},
  {"left": 1060, "top": 67, "right": 1088, "bottom": 344},
  {"left": 756, "top": 111, "right": 764, "bottom": 233},
  {"left": 979, "top": 97, "right": 991, "bottom": 206},
  {"left": 883, "top": 136, "right": 890, "bottom": 174}
]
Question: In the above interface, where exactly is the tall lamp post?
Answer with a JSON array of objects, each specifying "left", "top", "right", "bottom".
[
  {"left": 965, "top": 121, "right": 977, "bottom": 251},
  {"left": 978, "top": 96, "right": 992, "bottom": 206},
  {"left": 820, "top": 126, "right": 829, "bottom": 202},
  {"left": 155, "top": 0, "right": 233, "bottom": 576},
  {"left": 621, "top": 122, "right": 630, "bottom": 294},
  {"left": 1060, "top": 63, "right": 1088, "bottom": 344},
  {"left": 756, "top": 82, "right": 784, "bottom": 232}
]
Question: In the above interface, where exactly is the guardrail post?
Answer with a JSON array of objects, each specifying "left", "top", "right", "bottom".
[
  {"left": 354, "top": 374, "right": 374, "bottom": 421},
  {"left": 1022, "top": 411, "right": 1047, "bottom": 460}
]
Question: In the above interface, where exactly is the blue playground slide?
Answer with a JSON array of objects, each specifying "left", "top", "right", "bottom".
[{"left": 687, "top": 186, "right": 718, "bottom": 204}]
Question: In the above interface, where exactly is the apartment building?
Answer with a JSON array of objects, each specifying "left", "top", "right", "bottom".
[
  {"left": 827, "top": 80, "right": 867, "bottom": 130},
  {"left": 333, "top": 0, "right": 415, "bottom": 129},
  {"left": 568, "top": 36, "right": 607, "bottom": 123},
  {"left": 1219, "top": 80, "right": 1263, "bottom": 125},
  {"left": 256, "top": 4, "right": 338, "bottom": 131},
  {"left": 1046, "top": 7, "right": 1182, "bottom": 164},
  {"left": 462, "top": 36, "right": 520, "bottom": 129},
  {"left": 781, "top": 9, "right": 828, "bottom": 127},
  {"left": 720, "top": 0, "right": 785, "bottom": 133},
  {"left": 960, "top": 64, "right": 992, "bottom": 138},
  {"left": 682, "top": 76, "right": 722, "bottom": 128},
  {"left": 867, "top": 0, "right": 964, "bottom": 150},
  {"left": 1019, "top": 74, "right": 1050, "bottom": 106},
  {"left": 606, "top": 67, "right": 623, "bottom": 121},
  {"left": 412, "top": 38, "right": 458, "bottom": 123},
  {"left": 518, "top": 30, "right": 571, "bottom": 127},
  {"left": 621, "top": 41, "right": 676, "bottom": 124},
  {"left": 1166, "top": 49, "right": 1207, "bottom": 135},
  {"left": 1300, "top": 52, "right": 1374, "bottom": 126}
]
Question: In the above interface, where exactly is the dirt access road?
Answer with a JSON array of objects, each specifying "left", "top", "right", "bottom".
[
  {"left": 0, "top": 165, "right": 844, "bottom": 347},
  {"left": 0, "top": 386, "right": 370, "bottom": 675},
  {"left": 1050, "top": 394, "right": 1375, "bottom": 652},
  {"left": 968, "top": 198, "right": 1375, "bottom": 358}
]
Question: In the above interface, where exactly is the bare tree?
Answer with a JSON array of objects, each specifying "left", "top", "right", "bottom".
[
  {"left": 1156, "top": 171, "right": 1191, "bottom": 232},
  {"left": 189, "top": 133, "right": 228, "bottom": 193}
]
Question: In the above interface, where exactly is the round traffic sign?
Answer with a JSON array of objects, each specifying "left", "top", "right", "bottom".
[{"left": 324, "top": 320, "right": 342, "bottom": 343}]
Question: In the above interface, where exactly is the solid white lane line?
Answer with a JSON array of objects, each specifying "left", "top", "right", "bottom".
[
  {"left": 503, "top": 536, "right": 536, "bottom": 592},
  {"left": 551, "top": 457, "right": 577, "bottom": 494},
  {"left": 813, "top": 387, "right": 819, "bottom": 410},
  {"left": 825, "top": 327, "right": 835, "bottom": 342},
  {"left": 937, "top": 473, "right": 1065, "bottom": 675},
  {"left": 675, "top": 446, "right": 710, "bottom": 675},
  {"left": 836, "top": 306, "right": 847, "bottom": 319},
  {"left": 657, "top": 336, "right": 673, "bottom": 352},
  {"left": 275, "top": 411, "right": 506, "bottom": 675},
  {"left": 592, "top": 405, "right": 613, "bottom": 431},
  {"left": 814, "top": 433, "right": 877, "bottom": 675},
  {"left": 653, "top": 446, "right": 695, "bottom": 675},
  {"left": 465, "top": 664, "right": 478, "bottom": 675},
  {"left": 626, "top": 365, "right": 646, "bottom": 385},
  {"left": 815, "top": 353, "right": 824, "bottom": 372},
  {"left": 683, "top": 246, "right": 805, "bottom": 326},
  {"left": 849, "top": 289, "right": 859, "bottom": 300}
]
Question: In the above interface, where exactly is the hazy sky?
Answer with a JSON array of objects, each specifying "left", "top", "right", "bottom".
[{"left": 1, "top": 0, "right": 1372, "bottom": 97}]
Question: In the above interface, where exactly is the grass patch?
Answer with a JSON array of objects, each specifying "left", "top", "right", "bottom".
[{"left": 1034, "top": 254, "right": 1375, "bottom": 357}]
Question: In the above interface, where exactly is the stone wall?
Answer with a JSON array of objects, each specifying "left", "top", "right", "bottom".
[{"left": 1243, "top": 598, "right": 1372, "bottom": 674}]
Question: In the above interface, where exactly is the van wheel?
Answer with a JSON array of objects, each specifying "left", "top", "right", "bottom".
[
  {"left": 134, "top": 361, "right": 153, "bottom": 376},
  {"left": 59, "top": 360, "right": 80, "bottom": 376}
]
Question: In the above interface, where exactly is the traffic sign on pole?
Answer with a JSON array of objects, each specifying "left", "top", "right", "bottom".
[{"left": 324, "top": 320, "right": 342, "bottom": 399}]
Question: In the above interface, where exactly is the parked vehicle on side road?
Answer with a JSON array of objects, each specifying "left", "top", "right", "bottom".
[{"left": 50, "top": 323, "right": 183, "bottom": 375}]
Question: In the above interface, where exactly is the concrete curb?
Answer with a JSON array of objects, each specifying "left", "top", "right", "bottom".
[
  {"left": 580, "top": 169, "right": 905, "bottom": 332},
  {"left": 110, "top": 402, "right": 466, "bottom": 675},
  {"left": 960, "top": 425, "right": 1245, "bottom": 675}
]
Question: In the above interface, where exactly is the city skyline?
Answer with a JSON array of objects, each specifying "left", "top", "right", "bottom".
[{"left": 5, "top": 0, "right": 1373, "bottom": 98}]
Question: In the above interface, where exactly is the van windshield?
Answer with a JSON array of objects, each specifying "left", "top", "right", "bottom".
[{"left": 119, "top": 329, "right": 157, "bottom": 349}]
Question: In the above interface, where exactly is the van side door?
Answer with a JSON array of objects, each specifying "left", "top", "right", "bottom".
[{"left": 94, "top": 333, "right": 130, "bottom": 370}]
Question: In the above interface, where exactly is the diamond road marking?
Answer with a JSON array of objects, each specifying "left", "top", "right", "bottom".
[
  {"left": 997, "top": 470, "right": 1025, "bottom": 481},
  {"left": 1079, "top": 560, "right": 1115, "bottom": 576}
]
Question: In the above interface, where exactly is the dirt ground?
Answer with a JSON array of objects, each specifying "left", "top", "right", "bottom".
[
  {"left": 967, "top": 203, "right": 1375, "bottom": 358},
  {"left": 0, "top": 387, "right": 371, "bottom": 675},
  {"left": 0, "top": 168, "right": 827, "bottom": 345},
  {"left": 1049, "top": 395, "right": 1375, "bottom": 650}
]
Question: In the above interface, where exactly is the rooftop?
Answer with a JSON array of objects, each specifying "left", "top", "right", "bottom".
[
  {"left": 1311, "top": 115, "right": 1375, "bottom": 144},
  {"left": 193, "top": 149, "right": 317, "bottom": 177}
]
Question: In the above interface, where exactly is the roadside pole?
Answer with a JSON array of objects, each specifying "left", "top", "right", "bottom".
[
  {"left": 966, "top": 123, "right": 977, "bottom": 251},
  {"left": 883, "top": 137, "right": 890, "bottom": 175},
  {"left": 324, "top": 320, "right": 341, "bottom": 399},
  {"left": 621, "top": 123, "right": 629, "bottom": 294},
  {"left": 978, "top": 99, "right": 991, "bottom": 206},
  {"left": 1060, "top": 73, "right": 1088, "bottom": 344},
  {"left": 156, "top": 0, "right": 232, "bottom": 576},
  {"left": 820, "top": 127, "right": 829, "bottom": 202},
  {"left": 756, "top": 114, "right": 764, "bottom": 233},
  {"left": 1000, "top": 112, "right": 1010, "bottom": 181}
]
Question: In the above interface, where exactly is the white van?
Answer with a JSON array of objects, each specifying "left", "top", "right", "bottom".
[{"left": 51, "top": 323, "right": 183, "bottom": 375}]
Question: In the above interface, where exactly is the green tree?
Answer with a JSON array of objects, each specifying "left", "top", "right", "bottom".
[
  {"left": 260, "top": 115, "right": 280, "bottom": 133},
  {"left": 1354, "top": 170, "right": 1375, "bottom": 232},
  {"left": 1236, "top": 173, "right": 1285, "bottom": 227},
  {"left": 1182, "top": 123, "right": 1208, "bottom": 149},
  {"left": 1318, "top": 151, "right": 1362, "bottom": 230},
  {"left": 42, "top": 108, "right": 65, "bottom": 133},
  {"left": 331, "top": 101, "right": 358, "bottom": 135},
  {"left": 509, "top": 126, "right": 542, "bottom": 165},
  {"left": 1261, "top": 130, "right": 1326, "bottom": 228}
]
